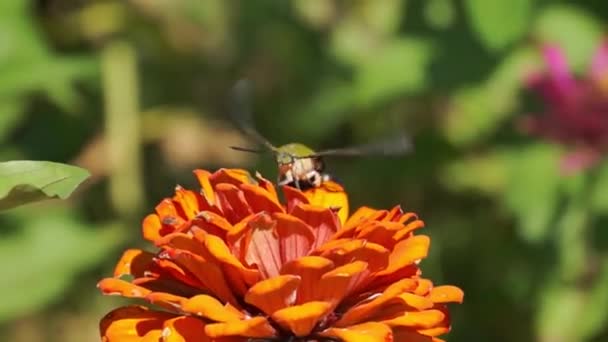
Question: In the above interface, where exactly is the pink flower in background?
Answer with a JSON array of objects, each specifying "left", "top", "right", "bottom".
[{"left": 520, "top": 40, "right": 608, "bottom": 175}]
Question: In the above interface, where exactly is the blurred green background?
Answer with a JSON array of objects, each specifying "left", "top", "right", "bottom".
[{"left": 2, "top": 0, "right": 608, "bottom": 341}]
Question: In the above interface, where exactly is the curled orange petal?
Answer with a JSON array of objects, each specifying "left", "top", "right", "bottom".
[
  {"left": 145, "top": 292, "right": 187, "bottom": 311},
  {"left": 161, "top": 316, "right": 210, "bottom": 342},
  {"left": 113, "top": 249, "right": 155, "bottom": 278},
  {"left": 280, "top": 256, "right": 334, "bottom": 304},
  {"left": 429, "top": 285, "right": 464, "bottom": 304},
  {"left": 100, "top": 305, "right": 174, "bottom": 342},
  {"left": 319, "top": 322, "right": 393, "bottom": 342},
  {"left": 335, "top": 278, "right": 419, "bottom": 328},
  {"left": 173, "top": 187, "right": 204, "bottom": 220},
  {"left": 381, "top": 309, "right": 446, "bottom": 329},
  {"left": 240, "top": 183, "right": 284, "bottom": 214},
  {"left": 142, "top": 214, "right": 165, "bottom": 242},
  {"left": 209, "top": 168, "right": 253, "bottom": 187},
  {"left": 193, "top": 169, "right": 216, "bottom": 205},
  {"left": 192, "top": 229, "right": 260, "bottom": 295},
  {"left": 377, "top": 235, "right": 430, "bottom": 277},
  {"left": 182, "top": 294, "right": 245, "bottom": 322},
  {"left": 214, "top": 183, "right": 253, "bottom": 223},
  {"left": 342, "top": 206, "right": 386, "bottom": 232},
  {"left": 168, "top": 249, "right": 239, "bottom": 307},
  {"left": 204, "top": 317, "right": 276, "bottom": 339},
  {"left": 318, "top": 239, "right": 389, "bottom": 273},
  {"left": 244, "top": 275, "right": 301, "bottom": 316},
  {"left": 271, "top": 301, "right": 333, "bottom": 337},
  {"left": 254, "top": 172, "right": 279, "bottom": 200},
  {"left": 291, "top": 204, "right": 340, "bottom": 250},
  {"left": 391, "top": 327, "right": 435, "bottom": 342},
  {"left": 98, "top": 278, "right": 152, "bottom": 298},
  {"left": 316, "top": 261, "right": 369, "bottom": 306}
]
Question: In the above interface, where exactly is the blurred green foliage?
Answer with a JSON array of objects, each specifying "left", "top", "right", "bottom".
[{"left": 2, "top": 1, "right": 608, "bottom": 341}]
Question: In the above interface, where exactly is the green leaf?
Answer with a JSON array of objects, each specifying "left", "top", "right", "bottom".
[
  {"left": 0, "top": 208, "right": 125, "bottom": 321},
  {"left": 355, "top": 38, "right": 433, "bottom": 107},
  {"left": 590, "top": 161, "right": 608, "bottom": 213},
  {"left": 504, "top": 144, "right": 562, "bottom": 243},
  {"left": 441, "top": 150, "right": 509, "bottom": 195},
  {"left": 576, "top": 258, "right": 608, "bottom": 339},
  {"left": 533, "top": 4, "right": 602, "bottom": 72},
  {"left": 464, "top": 0, "right": 532, "bottom": 51},
  {"left": 442, "top": 48, "right": 540, "bottom": 146},
  {"left": 293, "top": 79, "right": 356, "bottom": 141},
  {"left": 536, "top": 277, "right": 586, "bottom": 342},
  {"left": 0, "top": 161, "right": 90, "bottom": 211}
]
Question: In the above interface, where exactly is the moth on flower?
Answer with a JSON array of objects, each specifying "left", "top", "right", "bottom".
[{"left": 228, "top": 80, "right": 413, "bottom": 190}]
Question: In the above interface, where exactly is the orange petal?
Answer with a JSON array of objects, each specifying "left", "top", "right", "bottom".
[
  {"left": 318, "top": 239, "right": 389, "bottom": 273},
  {"left": 155, "top": 199, "right": 188, "bottom": 225},
  {"left": 273, "top": 212, "right": 315, "bottom": 264},
  {"left": 192, "top": 229, "right": 260, "bottom": 294},
  {"left": 319, "top": 322, "right": 393, "bottom": 342},
  {"left": 168, "top": 249, "right": 239, "bottom": 307},
  {"left": 130, "top": 276, "right": 200, "bottom": 298},
  {"left": 280, "top": 256, "right": 334, "bottom": 304},
  {"left": 182, "top": 294, "right": 245, "bottom": 322},
  {"left": 391, "top": 328, "right": 435, "bottom": 342},
  {"left": 393, "top": 292, "right": 435, "bottom": 310},
  {"left": 385, "top": 205, "right": 404, "bottom": 221},
  {"left": 193, "top": 169, "right": 216, "bottom": 206},
  {"left": 254, "top": 172, "right": 279, "bottom": 200},
  {"left": 100, "top": 306, "right": 174, "bottom": 342},
  {"left": 316, "top": 261, "right": 368, "bottom": 306},
  {"left": 355, "top": 221, "right": 405, "bottom": 248},
  {"left": 365, "top": 294, "right": 436, "bottom": 324},
  {"left": 376, "top": 235, "right": 430, "bottom": 277},
  {"left": 414, "top": 279, "right": 434, "bottom": 296},
  {"left": 240, "top": 183, "right": 284, "bottom": 214},
  {"left": 113, "top": 249, "right": 155, "bottom": 278},
  {"left": 161, "top": 316, "right": 211, "bottom": 342},
  {"left": 173, "top": 187, "right": 204, "bottom": 220},
  {"left": 193, "top": 211, "right": 233, "bottom": 239},
  {"left": 244, "top": 275, "right": 301, "bottom": 316},
  {"left": 155, "top": 257, "right": 206, "bottom": 290},
  {"left": 204, "top": 317, "right": 276, "bottom": 339},
  {"left": 209, "top": 168, "right": 253, "bottom": 187},
  {"left": 429, "top": 285, "right": 464, "bottom": 304},
  {"left": 335, "top": 278, "right": 419, "bottom": 327},
  {"left": 342, "top": 206, "right": 386, "bottom": 232},
  {"left": 156, "top": 233, "right": 203, "bottom": 254},
  {"left": 271, "top": 301, "right": 333, "bottom": 337},
  {"left": 381, "top": 309, "right": 446, "bottom": 329},
  {"left": 418, "top": 326, "right": 451, "bottom": 337},
  {"left": 291, "top": 204, "right": 340, "bottom": 250},
  {"left": 237, "top": 213, "right": 282, "bottom": 279},
  {"left": 145, "top": 292, "right": 187, "bottom": 311},
  {"left": 302, "top": 180, "right": 349, "bottom": 225},
  {"left": 396, "top": 212, "right": 419, "bottom": 224},
  {"left": 282, "top": 185, "right": 310, "bottom": 212},
  {"left": 215, "top": 183, "right": 253, "bottom": 224},
  {"left": 97, "top": 278, "right": 152, "bottom": 298},
  {"left": 142, "top": 214, "right": 169, "bottom": 242},
  {"left": 392, "top": 219, "right": 425, "bottom": 242}
]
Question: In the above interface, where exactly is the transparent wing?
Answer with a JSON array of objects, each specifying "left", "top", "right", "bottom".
[
  {"left": 228, "top": 79, "right": 276, "bottom": 151},
  {"left": 309, "top": 134, "right": 413, "bottom": 158}
]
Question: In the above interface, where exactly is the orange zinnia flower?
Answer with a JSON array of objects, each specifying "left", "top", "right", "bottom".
[{"left": 98, "top": 168, "right": 463, "bottom": 341}]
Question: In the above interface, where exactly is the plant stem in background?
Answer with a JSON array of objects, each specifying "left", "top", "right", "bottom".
[{"left": 101, "top": 40, "right": 144, "bottom": 218}]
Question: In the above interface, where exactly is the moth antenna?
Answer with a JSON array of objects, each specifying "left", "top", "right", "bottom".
[{"left": 229, "top": 146, "right": 266, "bottom": 154}]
